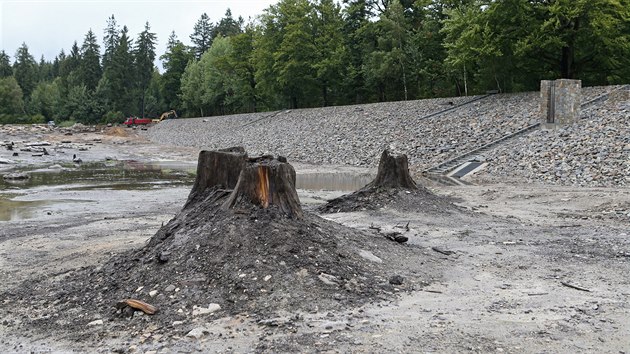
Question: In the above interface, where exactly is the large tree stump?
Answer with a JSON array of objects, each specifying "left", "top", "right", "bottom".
[
  {"left": 223, "top": 155, "right": 303, "bottom": 219},
  {"left": 366, "top": 149, "right": 417, "bottom": 189},
  {"left": 185, "top": 147, "right": 247, "bottom": 208}
]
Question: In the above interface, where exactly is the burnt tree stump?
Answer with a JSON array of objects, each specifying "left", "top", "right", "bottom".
[
  {"left": 223, "top": 155, "right": 303, "bottom": 219},
  {"left": 185, "top": 147, "right": 247, "bottom": 208},
  {"left": 366, "top": 149, "right": 417, "bottom": 190}
]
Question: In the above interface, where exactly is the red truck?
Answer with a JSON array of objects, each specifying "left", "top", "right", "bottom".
[{"left": 123, "top": 117, "right": 152, "bottom": 127}]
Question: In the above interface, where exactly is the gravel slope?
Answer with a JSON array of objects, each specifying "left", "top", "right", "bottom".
[
  {"left": 478, "top": 87, "right": 630, "bottom": 187},
  {"left": 145, "top": 85, "right": 626, "bottom": 186}
]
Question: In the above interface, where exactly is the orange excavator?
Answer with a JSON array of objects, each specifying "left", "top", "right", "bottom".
[{"left": 152, "top": 110, "right": 178, "bottom": 123}]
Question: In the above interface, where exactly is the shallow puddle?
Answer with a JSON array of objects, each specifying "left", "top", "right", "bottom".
[
  {"left": 0, "top": 161, "right": 196, "bottom": 222},
  {"left": 1, "top": 163, "right": 371, "bottom": 221},
  {"left": 0, "top": 199, "right": 50, "bottom": 221},
  {"left": 296, "top": 172, "right": 373, "bottom": 192},
  {"left": 0, "top": 161, "right": 196, "bottom": 191}
]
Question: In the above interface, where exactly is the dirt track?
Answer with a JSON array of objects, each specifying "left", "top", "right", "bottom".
[{"left": 1, "top": 126, "right": 629, "bottom": 353}]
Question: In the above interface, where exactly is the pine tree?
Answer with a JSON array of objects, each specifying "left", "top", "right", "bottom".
[
  {"left": 102, "top": 15, "right": 120, "bottom": 71},
  {"left": 103, "top": 26, "right": 136, "bottom": 115},
  {"left": 135, "top": 22, "right": 157, "bottom": 117},
  {"left": 0, "top": 50, "right": 12, "bottom": 78},
  {"left": 190, "top": 13, "right": 215, "bottom": 59},
  {"left": 37, "top": 55, "right": 53, "bottom": 82},
  {"left": 80, "top": 29, "right": 102, "bottom": 91},
  {"left": 214, "top": 9, "right": 243, "bottom": 38},
  {"left": 13, "top": 43, "right": 38, "bottom": 97}
]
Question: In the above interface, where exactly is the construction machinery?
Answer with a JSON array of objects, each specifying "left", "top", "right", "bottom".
[{"left": 152, "top": 110, "right": 178, "bottom": 123}]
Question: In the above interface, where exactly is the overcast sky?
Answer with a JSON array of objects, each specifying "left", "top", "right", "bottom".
[{"left": 0, "top": 0, "right": 276, "bottom": 71}]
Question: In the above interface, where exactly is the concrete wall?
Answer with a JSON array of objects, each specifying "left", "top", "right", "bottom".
[{"left": 540, "top": 79, "right": 582, "bottom": 126}]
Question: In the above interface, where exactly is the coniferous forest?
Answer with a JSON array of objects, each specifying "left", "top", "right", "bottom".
[{"left": 0, "top": 0, "right": 629, "bottom": 125}]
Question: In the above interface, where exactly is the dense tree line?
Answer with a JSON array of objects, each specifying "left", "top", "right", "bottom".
[{"left": 0, "top": 0, "right": 628, "bottom": 124}]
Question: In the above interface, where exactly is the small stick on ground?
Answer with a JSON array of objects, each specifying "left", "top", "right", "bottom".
[
  {"left": 561, "top": 281, "right": 591, "bottom": 292},
  {"left": 369, "top": 224, "right": 381, "bottom": 233},
  {"left": 394, "top": 222, "right": 410, "bottom": 232},
  {"left": 431, "top": 246, "right": 455, "bottom": 256}
]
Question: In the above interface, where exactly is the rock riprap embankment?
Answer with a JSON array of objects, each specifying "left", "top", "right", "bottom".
[
  {"left": 145, "top": 86, "right": 625, "bottom": 186},
  {"left": 478, "top": 91, "right": 630, "bottom": 187}
]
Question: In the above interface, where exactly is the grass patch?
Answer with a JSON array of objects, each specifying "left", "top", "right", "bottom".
[{"left": 57, "top": 120, "right": 77, "bottom": 128}]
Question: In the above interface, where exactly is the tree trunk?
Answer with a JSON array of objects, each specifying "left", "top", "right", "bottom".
[
  {"left": 223, "top": 155, "right": 303, "bottom": 219},
  {"left": 185, "top": 147, "right": 247, "bottom": 208},
  {"left": 561, "top": 45, "right": 574, "bottom": 79},
  {"left": 366, "top": 149, "right": 417, "bottom": 190}
]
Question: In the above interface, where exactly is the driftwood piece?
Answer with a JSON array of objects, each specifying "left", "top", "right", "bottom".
[
  {"left": 223, "top": 155, "right": 303, "bottom": 219},
  {"left": 431, "top": 246, "right": 455, "bottom": 256},
  {"left": 116, "top": 299, "right": 157, "bottom": 315},
  {"left": 561, "top": 281, "right": 591, "bottom": 292}
]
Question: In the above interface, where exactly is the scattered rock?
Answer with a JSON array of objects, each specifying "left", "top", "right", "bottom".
[
  {"left": 87, "top": 319, "right": 104, "bottom": 326},
  {"left": 358, "top": 249, "right": 383, "bottom": 263},
  {"left": 389, "top": 275, "right": 404, "bottom": 285},
  {"left": 318, "top": 273, "right": 339, "bottom": 286},
  {"left": 186, "top": 327, "right": 209, "bottom": 339},
  {"left": 192, "top": 304, "right": 221, "bottom": 316},
  {"left": 258, "top": 317, "right": 291, "bottom": 327}
]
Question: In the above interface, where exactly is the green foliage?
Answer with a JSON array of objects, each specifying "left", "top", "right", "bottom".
[
  {"left": 58, "top": 120, "right": 78, "bottom": 128},
  {"left": 0, "top": 76, "right": 24, "bottom": 115},
  {"left": 102, "top": 15, "right": 120, "bottom": 71},
  {"left": 30, "top": 114, "right": 46, "bottom": 124},
  {"left": 13, "top": 43, "right": 38, "bottom": 98},
  {"left": 160, "top": 32, "right": 194, "bottom": 111},
  {"left": 1, "top": 4, "right": 628, "bottom": 122},
  {"left": 0, "top": 50, "right": 12, "bottom": 78},
  {"left": 102, "top": 110, "right": 124, "bottom": 124},
  {"left": 227, "top": 27, "right": 257, "bottom": 112},
  {"left": 79, "top": 29, "right": 102, "bottom": 91},
  {"left": 190, "top": 13, "right": 215, "bottom": 59},
  {"left": 28, "top": 80, "right": 61, "bottom": 120},
  {"left": 179, "top": 59, "right": 205, "bottom": 116},
  {"left": 135, "top": 22, "right": 158, "bottom": 117},
  {"left": 101, "top": 26, "right": 136, "bottom": 115},
  {"left": 215, "top": 9, "right": 243, "bottom": 38}
]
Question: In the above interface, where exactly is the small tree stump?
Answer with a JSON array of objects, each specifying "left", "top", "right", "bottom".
[
  {"left": 366, "top": 149, "right": 417, "bottom": 189},
  {"left": 223, "top": 156, "right": 303, "bottom": 219},
  {"left": 185, "top": 147, "right": 247, "bottom": 207}
]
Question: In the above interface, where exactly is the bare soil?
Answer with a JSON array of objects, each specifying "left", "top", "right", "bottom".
[{"left": 1, "top": 126, "right": 629, "bottom": 353}]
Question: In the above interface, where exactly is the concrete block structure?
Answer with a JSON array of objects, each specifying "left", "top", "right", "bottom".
[{"left": 540, "top": 79, "right": 582, "bottom": 127}]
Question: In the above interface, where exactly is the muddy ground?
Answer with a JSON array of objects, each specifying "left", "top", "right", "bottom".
[{"left": 1, "top": 125, "right": 629, "bottom": 353}]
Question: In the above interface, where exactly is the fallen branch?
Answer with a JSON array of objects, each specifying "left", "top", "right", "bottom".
[
  {"left": 561, "top": 281, "right": 591, "bottom": 292},
  {"left": 424, "top": 289, "right": 443, "bottom": 294},
  {"left": 394, "top": 222, "right": 410, "bottom": 231},
  {"left": 431, "top": 246, "right": 455, "bottom": 256},
  {"left": 116, "top": 299, "right": 157, "bottom": 315},
  {"left": 527, "top": 292, "right": 549, "bottom": 296},
  {"left": 369, "top": 224, "right": 381, "bottom": 233}
]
